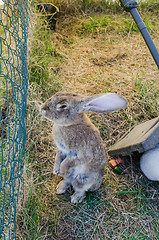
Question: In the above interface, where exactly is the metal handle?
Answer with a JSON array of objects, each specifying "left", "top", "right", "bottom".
[{"left": 119, "top": 0, "right": 159, "bottom": 69}]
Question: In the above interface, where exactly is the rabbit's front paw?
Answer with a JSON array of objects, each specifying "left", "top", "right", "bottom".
[
  {"left": 71, "top": 191, "right": 86, "bottom": 204},
  {"left": 56, "top": 180, "right": 70, "bottom": 194},
  {"left": 53, "top": 165, "right": 60, "bottom": 175},
  {"left": 59, "top": 161, "right": 68, "bottom": 176}
]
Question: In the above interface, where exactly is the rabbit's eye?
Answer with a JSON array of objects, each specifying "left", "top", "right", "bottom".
[{"left": 56, "top": 103, "right": 68, "bottom": 111}]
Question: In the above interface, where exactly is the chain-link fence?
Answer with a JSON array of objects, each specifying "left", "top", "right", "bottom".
[{"left": 0, "top": 0, "right": 29, "bottom": 239}]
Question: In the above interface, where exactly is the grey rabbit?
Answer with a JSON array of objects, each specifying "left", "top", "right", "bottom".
[{"left": 40, "top": 92, "right": 128, "bottom": 203}]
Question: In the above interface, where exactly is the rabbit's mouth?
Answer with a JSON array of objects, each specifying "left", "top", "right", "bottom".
[
  {"left": 40, "top": 109, "right": 55, "bottom": 122},
  {"left": 40, "top": 109, "right": 46, "bottom": 115}
]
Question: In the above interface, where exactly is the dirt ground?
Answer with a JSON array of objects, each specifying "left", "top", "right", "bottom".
[{"left": 54, "top": 15, "right": 159, "bottom": 96}]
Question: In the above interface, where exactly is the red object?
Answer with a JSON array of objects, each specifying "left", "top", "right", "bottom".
[
  {"left": 108, "top": 157, "right": 122, "bottom": 168},
  {"left": 115, "top": 157, "right": 122, "bottom": 164},
  {"left": 108, "top": 160, "right": 117, "bottom": 167}
]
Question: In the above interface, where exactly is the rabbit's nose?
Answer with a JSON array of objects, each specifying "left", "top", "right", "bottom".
[
  {"left": 40, "top": 104, "right": 49, "bottom": 116},
  {"left": 40, "top": 108, "right": 46, "bottom": 116}
]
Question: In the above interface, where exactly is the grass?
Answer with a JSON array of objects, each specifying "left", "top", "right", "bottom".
[
  {"left": 80, "top": 13, "right": 159, "bottom": 36},
  {"left": 34, "top": 0, "right": 122, "bottom": 14},
  {"left": 12, "top": 0, "right": 159, "bottom": 239},
  {"left": 28, "top": 15, "right": 63, "bottom": 101},
  {"left": 33, "top": 0, "right": 159, "bottom": 15}
]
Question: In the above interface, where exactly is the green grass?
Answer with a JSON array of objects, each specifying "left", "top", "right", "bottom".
[
  {"left": 24, "top": 176, "right": 158, "bottom": 239},
  {"left": 28, "top": 16, "right": 63, "bottom": 100},
  {"left": 133, "top": 77, "right": 158, "bottom": 119},
  {"left": 17, "top": 186, "right": 41, "bottom": 239},
  {"left": 80, "top": 12, "right": 159, "bottom": 36},
  {"left": 80, "top": 14, "right": 138, "bottom": 35}
]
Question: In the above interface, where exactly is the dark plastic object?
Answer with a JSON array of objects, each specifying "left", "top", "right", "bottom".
[
  {"left": 119, "top": 0, "right": 159, "bottom": 68},
  {"left": 120, "top": 0, "right": 138, "bottom": 11},
  {"left": 37, "top": 3, "right": 59, "bottom": 30}
]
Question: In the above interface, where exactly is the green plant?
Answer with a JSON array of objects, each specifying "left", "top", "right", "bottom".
[
  {"left": 28, "top": 16, "right": 63, "bottom": 100},
  {"left": 80, "top": 14, "right": 139, "bottom": 36},
  {"left": 17, "top": 187, "right": 41, "bottom": 240},
  {"left": 133, "top": 77, "right": 158, "bottom": 120}
]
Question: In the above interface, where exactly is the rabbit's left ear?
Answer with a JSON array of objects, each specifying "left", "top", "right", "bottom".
[{"left": 79, "top": 93, "right": 128, "bottom": 113}]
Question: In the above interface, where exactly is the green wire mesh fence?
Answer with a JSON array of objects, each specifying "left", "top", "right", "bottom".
[{"left": 0, "top": 0, "right": 29, "bottom": 239}]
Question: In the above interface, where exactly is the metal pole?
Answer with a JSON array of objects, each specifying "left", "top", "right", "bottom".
[{"left": 119, "top": 0, "right": 159, "bottom": 69}]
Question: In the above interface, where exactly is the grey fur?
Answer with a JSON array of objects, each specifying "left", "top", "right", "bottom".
[{"left": 40, "top": 92, "right": 128, "bottom": 203}]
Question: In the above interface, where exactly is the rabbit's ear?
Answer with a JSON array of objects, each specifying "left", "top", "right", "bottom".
[{"left": 79, "top": 93, "right": 128, "bottom": 113}]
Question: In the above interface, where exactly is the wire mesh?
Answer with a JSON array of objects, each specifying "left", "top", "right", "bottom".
[{"left": 0, "top": 0, "right": 29, "bottom": 239}]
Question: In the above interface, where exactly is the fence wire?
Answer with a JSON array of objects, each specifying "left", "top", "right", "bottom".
[{"left": 0, "top": 0, "right": 29, "bottom": 239}]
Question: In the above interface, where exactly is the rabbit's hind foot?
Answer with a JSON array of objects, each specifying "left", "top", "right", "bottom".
[
  {"left": 71, "top": 191, "right": 86, "bottom": 204},
  {"left": 56, "top": 180, "right": 70, "bottom": 194}
]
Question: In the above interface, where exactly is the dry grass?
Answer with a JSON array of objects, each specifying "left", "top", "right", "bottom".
[
  {"left": 34, "top": 0, "right": 159, "bottom": 15},
  {"left": 34, "top": 0, "right": 121, "bottom": 15},
  {"left": 17, "top": 3, "right": 159, "bottom": 240}
]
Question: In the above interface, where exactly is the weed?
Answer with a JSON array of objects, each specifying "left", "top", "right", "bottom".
[
  {"left": 80, "top": 14, "right": 136, "bottom": 35},
  {"left": 139, "top": 0, "right": 159, "bottom": 14},
  {"left": 80, "top": 11, "right": 159, "bottom": 36},
  {"left": 17, "top": 193, "right": 41, "bottom": 239},
  {"left": 133, "top": 77, "right": 158, "bottom": 120},
  {"left": 28, "top": 16, "right": 64, "bottom": 99}
]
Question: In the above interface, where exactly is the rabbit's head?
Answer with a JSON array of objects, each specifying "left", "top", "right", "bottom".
[{"left": 40, "top": 92, "right": 128, "bottom": 126}]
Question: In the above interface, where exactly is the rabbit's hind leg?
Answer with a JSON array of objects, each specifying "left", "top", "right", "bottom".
[
  {"left": 71, "top": 173, "right": 94, "bottom": 204},
  {"left": 71, "top": 168, "right": 102, "bottom": 203},
  {"left": 71, "top": 191, "right": 86, "bottom": 204},
  {"left": 71, "top": 176, "right": 92, "bottom": 204}
]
